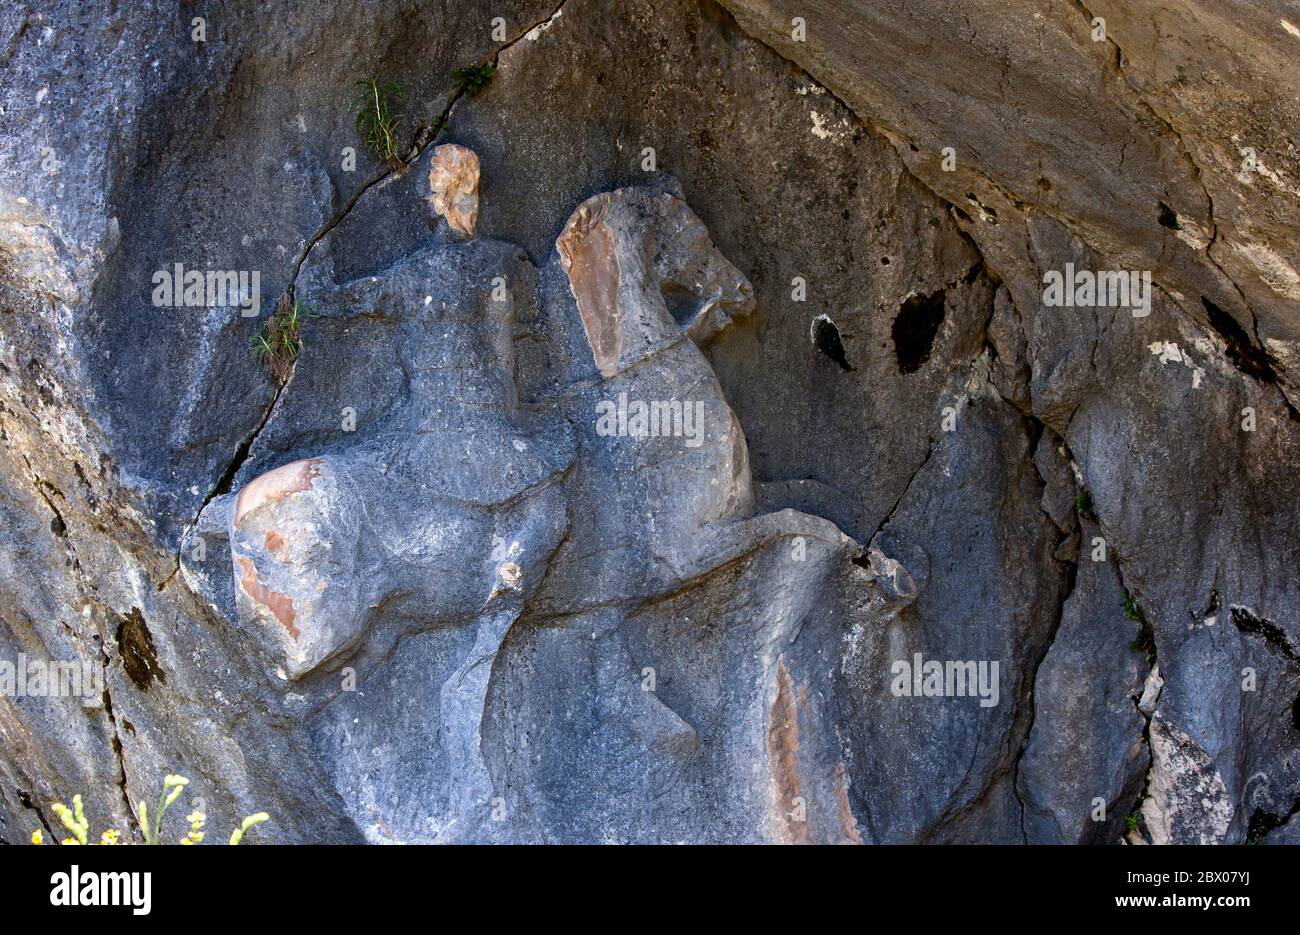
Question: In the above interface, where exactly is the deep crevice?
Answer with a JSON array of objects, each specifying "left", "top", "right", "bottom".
[
  {"left": 892, "top": 290, "right": 946, "bottom": 374},
  {"left": 1231, "top": 606, "right": 1299, "bottom": 663},
  {"left": 1248, "top": 795, "right": 1300, "bottom": 842},
  {"left": 97, "top": 662, "right": 137, "bottom": 834},
  {"left": 1201, "top": 297, "right": 1276, "bottom": 384},
  {"left": 865, "top": 434, "right": 938, "bottom": 547},
  {"left": 208, "top": 383, "right": 283, "bottom": 501},
  {"left": 1109, "top": 559, "right": 1160, "bottom": 844},
  {"left": 16, "top": 789, "right": 52, "bottom": 837},
  {"left": 1122, "top": 698, "right": 1157, "bottom": 844},
  {"left": 1009, "top": 415, "right": 1083, "bottom": 843}
]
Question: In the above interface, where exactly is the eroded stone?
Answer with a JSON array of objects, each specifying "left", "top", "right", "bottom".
[{"left": 427, "top": 143, "right": 480, "bottom": 237}]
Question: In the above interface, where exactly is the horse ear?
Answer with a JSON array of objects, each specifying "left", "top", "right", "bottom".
[{"left": 557, "top": 193, "right": 624, "bottom": 377}]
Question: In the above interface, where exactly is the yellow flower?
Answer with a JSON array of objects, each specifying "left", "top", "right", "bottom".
[
  {"left": 60, "top": 837, "right": 78, "bottom": 846},
  {"left": 99, "top": 829, "right": 120, "bottom": 845},
  {"left": 186, "top": 810, "right": 206, "bottom": 829},
  {"left": 161, "top": 775, "right": 190, "bottom": 809},
  {"left": 228, "top": 812, "right": 269, "bottom": 845},
  {"left": 31, "top": 830, "right": 44, "bottom": 845},
  {"left": 52, "top": 799, "right": 89, "bottom": 844}
]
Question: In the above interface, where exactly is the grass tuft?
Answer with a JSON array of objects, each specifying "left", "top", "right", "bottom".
[
  {"left": 252, "top": 295, "right": 312, "bottom": 381},
  {"left": 452, "top": 63, "right": 497, "bottom": 95},
  {"left": 353, "top": 77, "right": 407, "bottom": 169},
  {"left": 1124, "top": 591, "right": 1156, "bottom": 663},
  {"left": 1072, "top": 488, "right": 1098, "bottom": 522}
]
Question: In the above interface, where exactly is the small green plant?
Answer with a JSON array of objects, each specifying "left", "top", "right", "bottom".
[
  {"left": 252, "top": 295, "right": 312, "bottom": 381},
  {"left": 453, "top": 62, "right": 496, "bottom": 95},
  {"left": 33, "top": 775, "right": 269, "bottom": 845},
  {"left": 353, "top": 77, "right": 407, "bottom": 169},
  {"left": 1125, "top": 591, "right": 1156, "bottom": 663},
  {"left": 1123, "top": 813, "right": 1139, "bottom": 833},
  {"left": 1072, "top": 488, "right": 1097, "bottom": 522}
]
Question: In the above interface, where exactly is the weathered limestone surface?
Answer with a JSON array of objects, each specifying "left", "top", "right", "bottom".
[
  {"left": 0, "top": 0, "right": 1296, "bottom": 844},
  {"left": 717, "top": 0, "right": 1300, "bottom": 408}
]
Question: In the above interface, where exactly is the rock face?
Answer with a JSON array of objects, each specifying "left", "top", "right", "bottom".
[{"left": 0, "top": 0, "right": 1296, "bottom": 844}]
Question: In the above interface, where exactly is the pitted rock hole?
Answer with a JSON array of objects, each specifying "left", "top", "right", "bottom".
[
  {"left": 892, "top": 289, "right": 946, "bottom": 374},
  {"left": 811, "top": 315, "right": 854, "bottom": 372}
]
